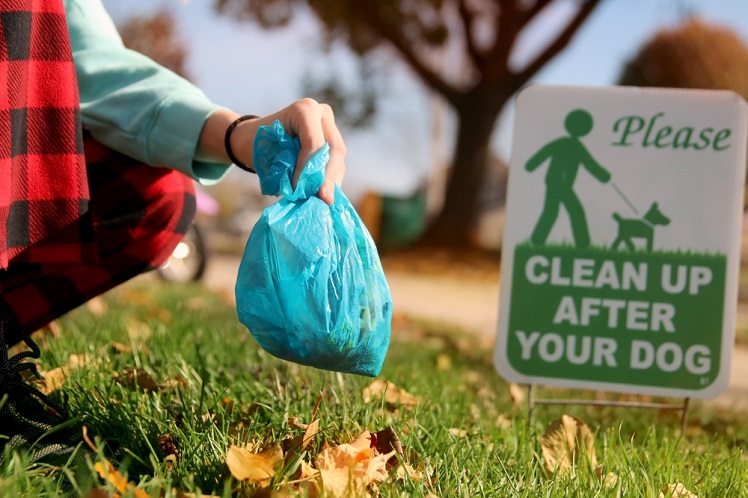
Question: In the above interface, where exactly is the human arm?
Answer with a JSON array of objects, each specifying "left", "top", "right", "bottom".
[
  {"left": 65, "top": 0, "right": 344, "bottom": 203},
  {"left": 65, "top": 0, "right": 231, "bottom": 184}
]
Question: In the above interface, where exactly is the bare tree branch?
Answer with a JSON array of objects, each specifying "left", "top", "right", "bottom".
[
  {"left": 515, "top": 0, "right": 601, "bottom": 86},
  {"left": 481, "top": 0, "right": 521, "bottom": 85},
  {"left": 520, "top": 0, "right": 553, "bottom": 23},
  {"left": 458, "top": 0, "right": 484, "bottom": 68},
  {"left": 349, "top": 0, "right": 462, "bottom": 104}
]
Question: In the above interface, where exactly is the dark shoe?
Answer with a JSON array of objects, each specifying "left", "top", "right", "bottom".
[{"left": 0, "top": 318, "right": 88, "bottom": 468}]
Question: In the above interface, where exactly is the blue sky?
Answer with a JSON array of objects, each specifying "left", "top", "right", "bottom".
[{"left": 101, "top": 0, "right": 748, "bottom": 199}]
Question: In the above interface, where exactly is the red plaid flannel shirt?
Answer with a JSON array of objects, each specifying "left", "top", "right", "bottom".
[{"left": 0, "top": 0, "right": 95, "bottom": 269}]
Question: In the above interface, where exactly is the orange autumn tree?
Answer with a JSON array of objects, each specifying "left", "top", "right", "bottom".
[
  {"left": 619, "top": 17, "right": 748, "bottom": 99},
  {"left": 214, "top": 0, "right": 604, "bottom": 247}
]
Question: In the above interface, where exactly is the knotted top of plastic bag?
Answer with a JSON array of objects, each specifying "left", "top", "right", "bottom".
[{"left": 253, "top": 120, "right": 329, "bottom": 201}]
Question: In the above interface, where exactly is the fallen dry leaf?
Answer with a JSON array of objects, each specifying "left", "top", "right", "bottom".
[
  {"left": 298, "top": 459, "right": 319, "bottom": 478},
  {"left": 120, "top": 288, "right": 152, "bottom": 306},
  {"left": 82, "top": 426, "right": 149, "bottom": 498},
  {"left": 94, "top": 461, "right": 146, "bottom": 497},
  {"left": 283, "top": 418, "right": 320, "bottom": 454},
  {"left": 226, "top": 444, "right": 283, "bottom": 487},
  {"left": 147, "top": 306, "right": 172, "bottom": 323},
  {"left": 86, "top": 296, "right": 107, "bottom": 316},
  {"left": 83, "top": 488, "right": 117, "bottom": 498},
  {"left": 215, "top": 287, "right": 236, "bottom": 306},
  {"left": 287, "top": 416, "right": 308, "bottom": 430},
  {"left": 315, "top": 434, "right": 395, "bottom": 498},
  {"left": 362, "top": 380, "right": 418, "bottom": 409},
  {"left": 541, "top": 414, "right": 597, "bottom": 476},
  {"left": 158, "top": 434, "right": 178, "bottom": 459},
  {"left": 436, "top": 354, "right": 452, "bottom": 371},
  {"left": 373, "top": 426, "right": 404, "bottom": 470},
  {"left": 603, "top": 472, "right": 619, "bottom": 489},
  {"left": 659, "top": 482, "right": 698, "bottom": 498},
  {"left": 109, "top": 341, "right": 132, "bottom": 354},
  {"left": 464, "top": 370, "right": 482, "bottom": 385},
  {"left": 116, "top": 367, "right": 160, "bottom": 392},
  {"left": 219, "top": 396, "right": 235, "bottom": 414},
  {"left": 350, "top": 430, "right": 375, "bottom": 452},
  {"left": 33, "top": 321, "right": 61, "bottom": 352},
  {"left": 301, "top": 418, "right": 320, "bottom": 450},
  {"left": 185, "top": 296, "right": 209, "bottom": 310},
  {"left": 67, "top": 353, "right": 92, "bottom": 368},
  {"left": 495, "top": 414, "right": 512, "bottom": 430},
  {"left": 449, "top": 428, "right": 468, "bottom": 438},
  {"left": 283, "top": 392, "right": 324, "bottom": 454},
  {"left": 40, "top": 320, "right": 61, "bottom": 340},
  {"left": 396, "top": 462, "right": 424, "bottom": 482},
  {"left": 45, "top": 320, "right": 62, "bottom": 337},
  {"left": 115, "top": 368, "right": 186, "bottom": 393},
  {"left": 508, "top": 383, "right": 525, "bottom": 406},
  {"left": 36, "top": 366, "right": 69, "bottom": 395},
  {"left": 34, "top": 353, "right": 93, "bottom": 395},
  {"left": 124, "top": 318, "right": 152, "bottom": 341},
  {"left": 175, "top": 492, "right": 221, "bottom": 498},
  {"left": 159, "top": 374, "right": 188, "bottom": 390}
]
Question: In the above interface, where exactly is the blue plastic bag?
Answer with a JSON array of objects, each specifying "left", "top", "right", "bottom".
[{"left": 235, "top": 121, "right": 392, "bottom": 376}]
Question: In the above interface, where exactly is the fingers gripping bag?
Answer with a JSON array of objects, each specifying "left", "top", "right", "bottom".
[{"left": 235, "top": 121, "right": 392, "bottom": 376}]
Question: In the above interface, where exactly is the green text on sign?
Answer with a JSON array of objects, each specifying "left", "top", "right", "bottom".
[{"left": 507, "top": 244, "right": 726, "bottom": 390}]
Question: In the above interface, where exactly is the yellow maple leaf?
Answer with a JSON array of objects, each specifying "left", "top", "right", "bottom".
[
  {"left": 314, "top": 433, "right": 395, "bottom": 498},
  {"left": 226, "top": 444, "right": 283, "bottom": 487}
]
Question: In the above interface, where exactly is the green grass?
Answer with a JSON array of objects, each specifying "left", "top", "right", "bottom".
[{"left": 2, "top": 279, "right": 748, "bottom": 497}]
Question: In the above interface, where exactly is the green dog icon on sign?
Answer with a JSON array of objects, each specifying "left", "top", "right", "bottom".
[
  {"left": 526, "top": 109, "right": 611, "bottom": 248},
  {"left": 611, "top": 202, "right": 671, "bottom": 251}
]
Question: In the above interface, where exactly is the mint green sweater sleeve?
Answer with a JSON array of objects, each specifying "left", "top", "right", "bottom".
[{"left": 64, "top": 0, "right": 232, "bottom": 184}]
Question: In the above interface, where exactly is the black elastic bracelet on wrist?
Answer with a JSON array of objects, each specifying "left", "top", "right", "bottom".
[{"left": 224, "top": 114, "right": 259, "bottom": 173}]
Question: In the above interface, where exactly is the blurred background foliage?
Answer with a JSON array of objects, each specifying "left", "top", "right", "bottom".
[{"left": 117, "top": 2, "right": 748, "bottom": 251}]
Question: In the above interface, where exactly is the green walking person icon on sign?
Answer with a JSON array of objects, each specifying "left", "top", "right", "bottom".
[{"left": 526, "top": 109, "right": 611, "bottom": 248}]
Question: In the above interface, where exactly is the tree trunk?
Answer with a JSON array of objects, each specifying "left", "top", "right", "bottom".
[{"left": 421, "top": 92, "right": 506, "bottom": 247}]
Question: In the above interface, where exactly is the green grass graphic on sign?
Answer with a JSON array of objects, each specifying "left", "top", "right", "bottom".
[{"left": 507, "top": 244, "right": 726, "bottom": 390}]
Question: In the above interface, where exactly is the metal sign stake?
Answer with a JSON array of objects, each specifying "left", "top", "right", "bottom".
[{"left": 527, "top": 384, "right": 691, "bottom": 435}]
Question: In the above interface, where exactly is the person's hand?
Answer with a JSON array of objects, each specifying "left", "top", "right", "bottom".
[
  {"left": 274, "top": 99, "right": 346, "bottom": 205},
  {"left": 221, "top": 100, "right": 347, "bottom": 205},
  {"left": 198, "top": 100, "right": 346, "bottom": 205}
]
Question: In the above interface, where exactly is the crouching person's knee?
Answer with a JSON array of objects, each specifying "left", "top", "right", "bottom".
[
  {"left": 88, "top": 162, "right": 196, "bottom": 272},
  {"left": 134, "top": 170, "right": 197, "bottom": 270}
]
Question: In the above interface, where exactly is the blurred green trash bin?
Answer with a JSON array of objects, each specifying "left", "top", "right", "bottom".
[{"left": 380, "top": 191, "right": 426, "bottom": 248}]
